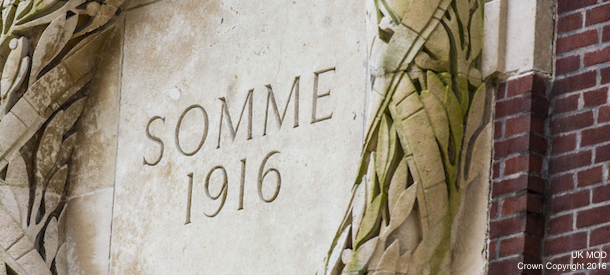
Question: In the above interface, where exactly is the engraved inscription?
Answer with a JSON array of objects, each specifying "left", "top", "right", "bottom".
[
  {"left": 143, "top": 116, "right": 165, "bottom": 166},
  {"left": 311, "top": 68, "right": 335, "bottom": 124},
  {"left": 218, "top": 89, "right": 254, "bottom": 148},
  {"left": 143, "top": 67, "right": 335, "bottom": 224},
  {"left": 203, "top": 166, "right": 228, "bottom": 218},
  {"left": 176, "top": 105, "right": 209, "bottom": 156},
  {"left": 257, "top": 151, "right": 281, "bottom": 203},
  {"left": 185, "top": 172, "right": 193, "bottom": 225},
  {"left": 184, "top": 151, "right": 282, "bottom": 223},
  {"left": 239, "top": 158, "right": 246, "bottom": 211},
  {"left": 263, "top": 76, "right": 300, "bottom": 136}
]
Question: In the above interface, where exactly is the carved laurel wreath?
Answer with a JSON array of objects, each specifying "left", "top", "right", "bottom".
[{"left": 0, "top": 0, "right": 123, "bottom": 273}]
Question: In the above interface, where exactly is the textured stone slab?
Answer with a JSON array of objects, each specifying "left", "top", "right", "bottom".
[{"left": 110, "top": 0, "right": 367, "bottom": 273}]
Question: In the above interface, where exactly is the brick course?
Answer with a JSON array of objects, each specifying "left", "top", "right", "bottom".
[
  {"left": 540, "top": 0, "right": 610, "bottom": 273},
  {"left": 490, "top": 73, "right": 548, "bottom": 274}
]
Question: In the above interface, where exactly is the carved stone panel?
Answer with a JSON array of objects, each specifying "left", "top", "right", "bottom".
[{"left": 110, "top": 0, "right": 368, "bottom": 273}]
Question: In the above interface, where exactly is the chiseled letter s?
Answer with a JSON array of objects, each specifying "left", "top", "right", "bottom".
[{"left": 143, "top": 116, "right": 165, "bottom": 166}]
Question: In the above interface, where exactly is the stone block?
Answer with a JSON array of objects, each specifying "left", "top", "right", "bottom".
[{"left": 110, "top": 0, "right": 367, "bottom": 273}]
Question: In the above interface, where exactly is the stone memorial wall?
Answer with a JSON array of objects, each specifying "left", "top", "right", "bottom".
[
  {"left": 112, "top": 1, "right": 367, "bottom": 273},
  {"left": 0, "top": 0, "right": 500, "bottom": 274}
]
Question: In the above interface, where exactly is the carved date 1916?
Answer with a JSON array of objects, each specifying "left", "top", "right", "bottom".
[
  {"left": 142, "top": 67, "right": 335, "bottom": 225},
  {"left": 184, "top": 151, "right": 281, "bottom": 224}
]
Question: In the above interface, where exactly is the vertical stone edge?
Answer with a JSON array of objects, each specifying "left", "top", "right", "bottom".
[{"left": 61, "top": 14, "right": 126, "bottom": 275}]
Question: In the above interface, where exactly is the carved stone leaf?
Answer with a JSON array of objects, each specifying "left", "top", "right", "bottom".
[
  {"left": 33, "top": 0, "right": 59, "bottom": 16},
  {"left": 459, "top": 77, "right": 470, "bottom": 114},
  {"left": 344, "top": 237, "right": 379, "bottom": 272},
  {"left": 445, "top": 84, "right": 464, "bottom": 154},
  {"left": 2, "top": 7, "right": 16, "bottom": 34},
  {"left": 355, "top": 193, "right": 385, "bottom": 249},
  {"left": 43, "top": 217, "right": 58, "bottom": 267},
  {"left": 420, "top": 89, "right": 456, "bottom": 184},
  {"left": 9, "top": 186, "right": 30, "bottom": 228},
  {"left": 387, "top": 182, "right": 417, "bottom": 235},
  {"left": 55, "top": 242, "right": 68, "bottom": 275},
  {"left": 16, "top": 249, "right": 53, "bottom": 275},
  {"left": 382, "top": 125, "right": 398, "bottom": 193},
  {"left": 62, "top": 97, "right": 86, "bottom": 131},
  {"left": 1, "top": 37, "right": 29, "bottom": 98},
  {"left": 9, "top": 55, "right": 31, "bottom": 95},
  {"left": 364, "top": 235, "right": 387, "bottom": 271},
  {"left": 28, "top": 188, "right": 44, "bottom": 229},
  {"left": 397, "top": 249, "right": 412, "bottom": 273},
  {"left": 366, "top": 152, "right": 377, "bottom": 205},
  {"left": 352, "top": 182, "right": 366, "bottom": 246},
  {"left": 468, "top": 1, "right": 484, "bottom": 63},
  {"left": 375, "top": 113, "right": 391, "bottom": 182},
  {"left": 30, "top": 14, "right": 78, "bottom": 85},
  {"left": 462, "top": 122, "right": 491, "bottom": 188},
  {"left": 52, "top": 133, "right": 76, "bottom": 171},
  {"left": 0, "top": 185, "right": 21, "bottom": 224},
  {"left": 426, "top": 70, "right": 445, "bottom": 101},
  {"left": 376, "top": 239, "right": 400, "bottom": 272},
  {"left": 420, "top": 90, "right": 450, "bottom": 156},
  {"left": 7, "top": 151, "right": 28, "bottom": 188},
  {"left": 36, "top": 110, "right": 65, "bottom": 182},
  {"left": 391, "top": 94, "right": 445, "bottom": 190},
  {"left": 456, "top": 0, "right": 470, "bottom": 39},
  {"left": 325, "top": 225, "right": 351, "bottom": 275},
  {"left": 426, "top": 71, "right": 463, "bottom": 160},
  {"left": 415, "top": 24, "right": 451, "bottom": 72},
  {"left": 385, "top": 0, "right": 409, "bottom": 21},
  {"left": 46, "top": 164, "right": 67, "bottom": 195},
  {"left": 388, "top": 157, "right": 408, "bottom": 213},
  {"left": 73, "top": 4, "right": 117, "bottom": 37},
  {"left": 400, "top": 0, "right": 441, "bottom": 33},
  {"left": 377, "top": 0, "right": 395, "bottom": 23},
  {"left": 460, "top": 84, "right": 487, "bottom": 187},
  {"left": 16, "top": 0, "right": 34, "bottom": 20}
]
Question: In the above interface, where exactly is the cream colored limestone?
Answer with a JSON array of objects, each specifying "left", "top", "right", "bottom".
[
  {"left": 59, "top": 19, "right": 124, "bottom": 275},
  {"left": 68, "top": 19, "right": 124, "bottom": 197},
  {"left": 483, "top": 0, "right": 554, "bottom": 77},
  {"left": 482, "top": 0, "right": 507, "bottom": 78},
  {"left": 64, "top": 188, "right": 114, "bottom": 275},
  {"left": 110, "top": 0, "right": 367, "bottom": 273}
]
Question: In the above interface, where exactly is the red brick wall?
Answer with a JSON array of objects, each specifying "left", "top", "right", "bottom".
[
  {"left": 543, "top": 0, "right": 610, "bottom": 273},
  {"left": 489, "top": 74, "right": 549, "bottom": 275}
]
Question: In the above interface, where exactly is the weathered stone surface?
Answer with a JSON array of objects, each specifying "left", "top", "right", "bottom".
[
  {"left": 6, "top": 235, "right": 34, "bottom": 260},
  {"left": 109, "top": 0, "right": 367, "bottom": 273},
  {"left": 64, "top": 188, "right": 114, "bottom": 275},
  {"left": 0, "top": 113, "right": 27, "bottom": 155},
  {"left": 16, "top": 249, "right": 51, "bottom": 275},
  {"left": 0, "top": 0, "right": 500, "bottom": 273},
  {"left": 68, "top": 20, "right": 124, "bottom": 197},
  {"left": 0, "top": 206, "right": 22, "bottom": 250}
]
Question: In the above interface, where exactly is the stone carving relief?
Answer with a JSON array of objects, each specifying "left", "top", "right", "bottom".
[
  {"left": 0, "top": 0, "right": 491, "bottom": 273},
  {"left": 323, "top": 0, "right": 489, "bottom": 274},
  {"left": 0, "top": 0, "right": 124, "bottom": 273}
]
